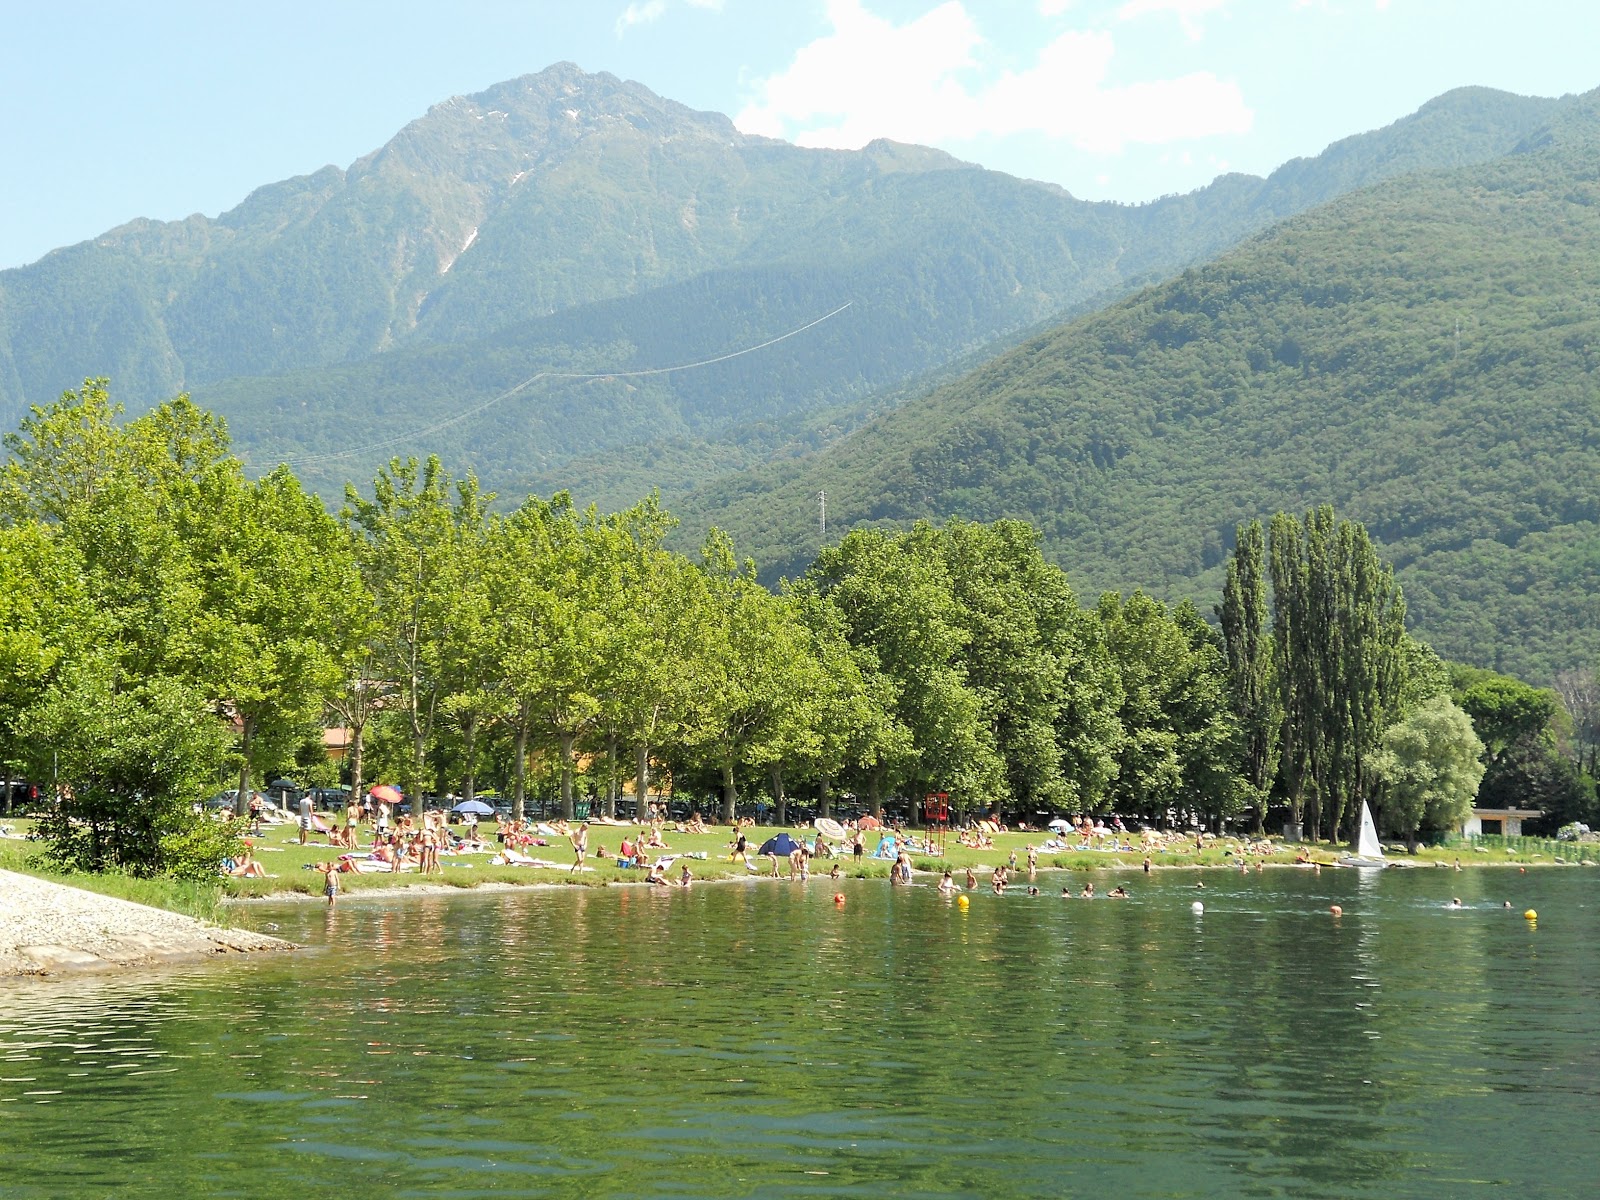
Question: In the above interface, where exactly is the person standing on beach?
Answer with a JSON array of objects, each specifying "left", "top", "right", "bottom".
[
  {"left": 298, "top": 792, "right": 313, "bottom": 846},
  {"left": 571, "top": 822, "right": 589, "bottom": 872},
  {"left": 853, "top": 829, "right": 864, "bottom": 865},
  {"left": 322, "top": 862, "right": 340, "bottom": 907}
]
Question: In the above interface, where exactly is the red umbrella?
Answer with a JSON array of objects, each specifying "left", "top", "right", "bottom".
[
  {"left": 369, "top": 784, "right": 403, "bottom": 804},
  {"left": 858, "top": 815, "right": 881, "bottom": 830}
]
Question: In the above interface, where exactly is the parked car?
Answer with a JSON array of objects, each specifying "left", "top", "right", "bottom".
[
  {"left": 206, "top": 789, "right": 270, "bottom": 811},
  {"left": 307, "top": 787, "right": 352, "bottom": 812},
  {"left": 2, "top": 778, "right": 42, "bottom": 813}
]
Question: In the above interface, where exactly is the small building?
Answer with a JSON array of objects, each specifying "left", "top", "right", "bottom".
[{"left": 1462, "top": 807, "right": 1543, "bottom": 838}]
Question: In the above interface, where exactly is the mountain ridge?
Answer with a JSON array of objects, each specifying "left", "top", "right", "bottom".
[{"left": 685, "top": 88, "right": 1600, "bottom": 682}]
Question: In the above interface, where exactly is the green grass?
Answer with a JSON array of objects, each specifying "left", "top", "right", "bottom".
[{"left": 4, "top": 817, "right": 1589, "bottom": 913}]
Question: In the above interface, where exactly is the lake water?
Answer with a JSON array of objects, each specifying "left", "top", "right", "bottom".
[{"left": 1, "top": 866, "right": 1596, "bottom": 1198}]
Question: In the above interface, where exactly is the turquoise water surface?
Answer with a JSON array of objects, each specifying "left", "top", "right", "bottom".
[{"left": 1, "top": 865, "right": 1595, "bottom": 1198}]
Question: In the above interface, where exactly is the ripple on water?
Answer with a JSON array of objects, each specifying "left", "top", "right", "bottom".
[{"left": 0, "top": 870, "right": 1597, "bottom": 1197}]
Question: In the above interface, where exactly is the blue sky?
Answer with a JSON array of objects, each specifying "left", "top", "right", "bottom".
[{"left": 1, "top": 0, "right": 1594, "bottom": 269}]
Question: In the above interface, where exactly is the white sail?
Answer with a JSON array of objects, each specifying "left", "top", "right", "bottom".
[{"left": 1354, "top": 801, "right": 1384, "bottom": 860}]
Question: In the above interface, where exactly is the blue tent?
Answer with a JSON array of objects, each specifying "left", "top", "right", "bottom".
[{"left": 758, "top": 833, "right": 801, "bottom": 857}]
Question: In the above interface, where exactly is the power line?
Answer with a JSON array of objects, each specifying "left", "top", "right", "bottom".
[{"left": 278, "top": 301, "right": 854, "bottom": 469}]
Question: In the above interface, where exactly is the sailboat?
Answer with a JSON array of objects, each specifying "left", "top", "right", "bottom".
[{"left": 1336, "top": 801, "right": 1389, "bottom": 868}]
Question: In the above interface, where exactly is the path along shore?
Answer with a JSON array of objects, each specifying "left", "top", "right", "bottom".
[{"left": 0, "top": 869, "right": 294, "bottom": 977}]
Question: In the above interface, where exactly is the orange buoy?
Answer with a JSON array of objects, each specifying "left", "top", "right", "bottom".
[{"left": 833, "top": 892, "right": 845, "bottom": 905}]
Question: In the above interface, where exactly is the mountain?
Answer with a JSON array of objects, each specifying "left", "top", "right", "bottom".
[
  {"left": 689, "top": 89, "right": 1600, "bottom": 683},
  {"left": 0, "top": 67, "right": 1568, "bottom": 503}
]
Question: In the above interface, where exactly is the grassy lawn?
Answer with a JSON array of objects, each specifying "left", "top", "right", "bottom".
[{"left": 3, "top": 815, "right": 1591, "bottom": 912}]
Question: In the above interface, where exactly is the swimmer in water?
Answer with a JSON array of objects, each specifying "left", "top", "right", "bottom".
[
  {"left": 1448, "top": 897, "right": 1463, "bottom": 908},
  {"left": 1109, "top": 886, "right": 1129, "bottom": 898}
]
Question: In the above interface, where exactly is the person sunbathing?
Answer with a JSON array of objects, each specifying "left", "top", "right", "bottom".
[{"left": 228, "top": 848, "right": 269, "bottom": 878}]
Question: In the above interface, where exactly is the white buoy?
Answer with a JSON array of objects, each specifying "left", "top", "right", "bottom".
[{"left": 1191, "top": 900, "right": 1205, "bottom": 913}]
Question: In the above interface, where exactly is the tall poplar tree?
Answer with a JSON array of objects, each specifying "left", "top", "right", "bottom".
[
  {"left": 1217, "top": 520, "right": 1280, "bottom": 832},
  {"left": 1269, "top": 507, "right": 1407, "bottom": 841}
]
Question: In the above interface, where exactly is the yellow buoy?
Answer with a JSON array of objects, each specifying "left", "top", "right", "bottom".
[
  {"left": 1524, "top": 909, "right": 1537, "bottom": 921},
  {"left": 957, "top": 895, "right": 970, "bottom": 910}
]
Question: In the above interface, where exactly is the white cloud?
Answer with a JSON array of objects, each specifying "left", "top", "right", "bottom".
[
  {"left": 736, "top": 1, "right": 1252, "bottom": 155},
  {"left": 1116, "top": 0, "right": 1228, "bottom": 40},
  {"left": 615, "top": 1, "right": 668, "bottom": 35}
]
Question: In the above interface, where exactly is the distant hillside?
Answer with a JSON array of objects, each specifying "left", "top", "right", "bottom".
[
  {"left": 0, "top": 68, "right": 1567, "bottom": 505},
  {"left": 691, "top": 90, "right": 1600, "bottom": 683}
]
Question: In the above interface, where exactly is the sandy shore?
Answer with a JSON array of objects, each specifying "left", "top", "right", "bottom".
[{"left": 0, "top": 868, "right": 295, "bottom": 977}]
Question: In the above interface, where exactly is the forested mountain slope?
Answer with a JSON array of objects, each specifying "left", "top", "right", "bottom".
[
  {"left": 0, "top": 67, "right": 1567, "bottom": 505},
  {"left": 693, "top": 90, "right": 1600, "bottom": 683}
]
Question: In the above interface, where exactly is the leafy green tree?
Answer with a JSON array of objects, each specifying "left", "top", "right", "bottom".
[
  {"left": 1098, "top": 591, "right": 1242, "bottom": 828},
  {"left": 25, "top": 653, "right": 235, "bottom": 879},
  {"left": 1451, "top": 666, "right": 1559, "bottom": 769},
  {"left": 1372, "top": 695, "right": 1486, "bottom": 845},
  {"left": 1217, "top": 520, "right": 1280, "bottom": 831},
  {"left": 808, "top": 525, "right": 999, "bottom": 815},
  {"left": 1270, "top": 507, "right": 1408, "bottom": 841},
  {"left": 345, "top": 456, "right": 486, "bottom": 813},
  {"left": 677, "top": 530, "right": 818, "bottom": 824}
]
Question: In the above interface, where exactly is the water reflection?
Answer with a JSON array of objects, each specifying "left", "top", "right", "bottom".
[{"left": 0, "top": 868, "right": 1595, "bottom": 1198}]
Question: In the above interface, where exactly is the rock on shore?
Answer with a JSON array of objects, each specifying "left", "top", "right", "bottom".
[{"left": 0, "top": 868, "right": 294, "bottom": 976}]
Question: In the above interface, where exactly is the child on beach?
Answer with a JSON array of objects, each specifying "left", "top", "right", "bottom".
[{"left": 321, "top": 861, "right": 340, "bottom": 907}]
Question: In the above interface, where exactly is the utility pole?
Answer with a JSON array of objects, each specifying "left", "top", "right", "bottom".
[{"left": 818, "top": 490, "right": 827, "bottom": 542}]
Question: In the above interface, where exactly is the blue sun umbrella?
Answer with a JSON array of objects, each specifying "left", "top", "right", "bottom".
[{"left": 758, "top": 833, "right": 801, "bottom": 857}]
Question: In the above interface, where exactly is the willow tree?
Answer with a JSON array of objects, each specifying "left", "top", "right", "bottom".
[{"left": 1269, "top": 507, "right": 1408, "bottom": 841}]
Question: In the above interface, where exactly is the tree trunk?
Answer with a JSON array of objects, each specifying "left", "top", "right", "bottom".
[
  {"left": 635, "top": 743, "right": 650, "bottom": 820},
  {"left": 771, "top": 761, "right": 787, "bottom": 827},
  {"left": 559, "top": 731, "right": 576, "bottom": 821},
  {"left": 236, "top": 715, "right": 255, "bottom": 817},
  {"left": 604, "top": 728, "right": 618, "bottom": 819},
  {"left": 462, "top": 713, "right": 478, "bottom": 805},
  {"left": 819, "top": 771, "right": 832, "bottom": 820},
  {"left": 410, "top": 720, "right": 427, "bottom": 817},
  {"left": 868, "top": 763, "right": 883, "bottom": 820},
  {"left": 349, "top": 724, "right": 366, "bottom": 819},
  {"left": 720, "top": 761, "right": 737, "bottom": 825},
  {"left": 512, "top": 717, "right": 529, "bottom": 823}
]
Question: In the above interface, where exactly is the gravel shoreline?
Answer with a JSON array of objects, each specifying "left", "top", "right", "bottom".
[{"left": 0, "top": 868, "right": 295, "bottom": 977}]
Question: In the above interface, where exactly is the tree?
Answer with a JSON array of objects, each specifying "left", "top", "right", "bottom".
[
  {"left": 1098, "top": 591, "right": 1242, "bottom": 828},
  {"left": 1451, "top": 667, "right": 1558, "bottom": 769},
  {"left": 345, "top": 456, "right": 486, "bottom": 813},
  {"left": 808, "top": 525, "right": 1000, "bottom": 815},
  {"left": 1269, "top": 507, "right": 1408, "bottom": 841},
  {"left": 1553, "top": 667, "right": 1600, "bottom": 778},
  {"left": 678, "top": 530, "right": 816, "bottom": 824},
  {"left": 1217, "top": 520, "right": 1280, "bottom": 832},
  {"left": 194, "top": 466, "right": 364, "bottom": 814},
  {"left": 25, "top": 653, "right": 235, "bottom": 879},
  {"left": 1371, "top": 695, "right": 1486, "bottom": 846}
]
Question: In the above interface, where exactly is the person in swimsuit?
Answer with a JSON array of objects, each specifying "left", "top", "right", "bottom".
[
  {"left": 322, "top": 861, "right": 340, "bottom": 907},
  {"left": 571, "top": 822, "right": 589, "bottom": 872}
]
